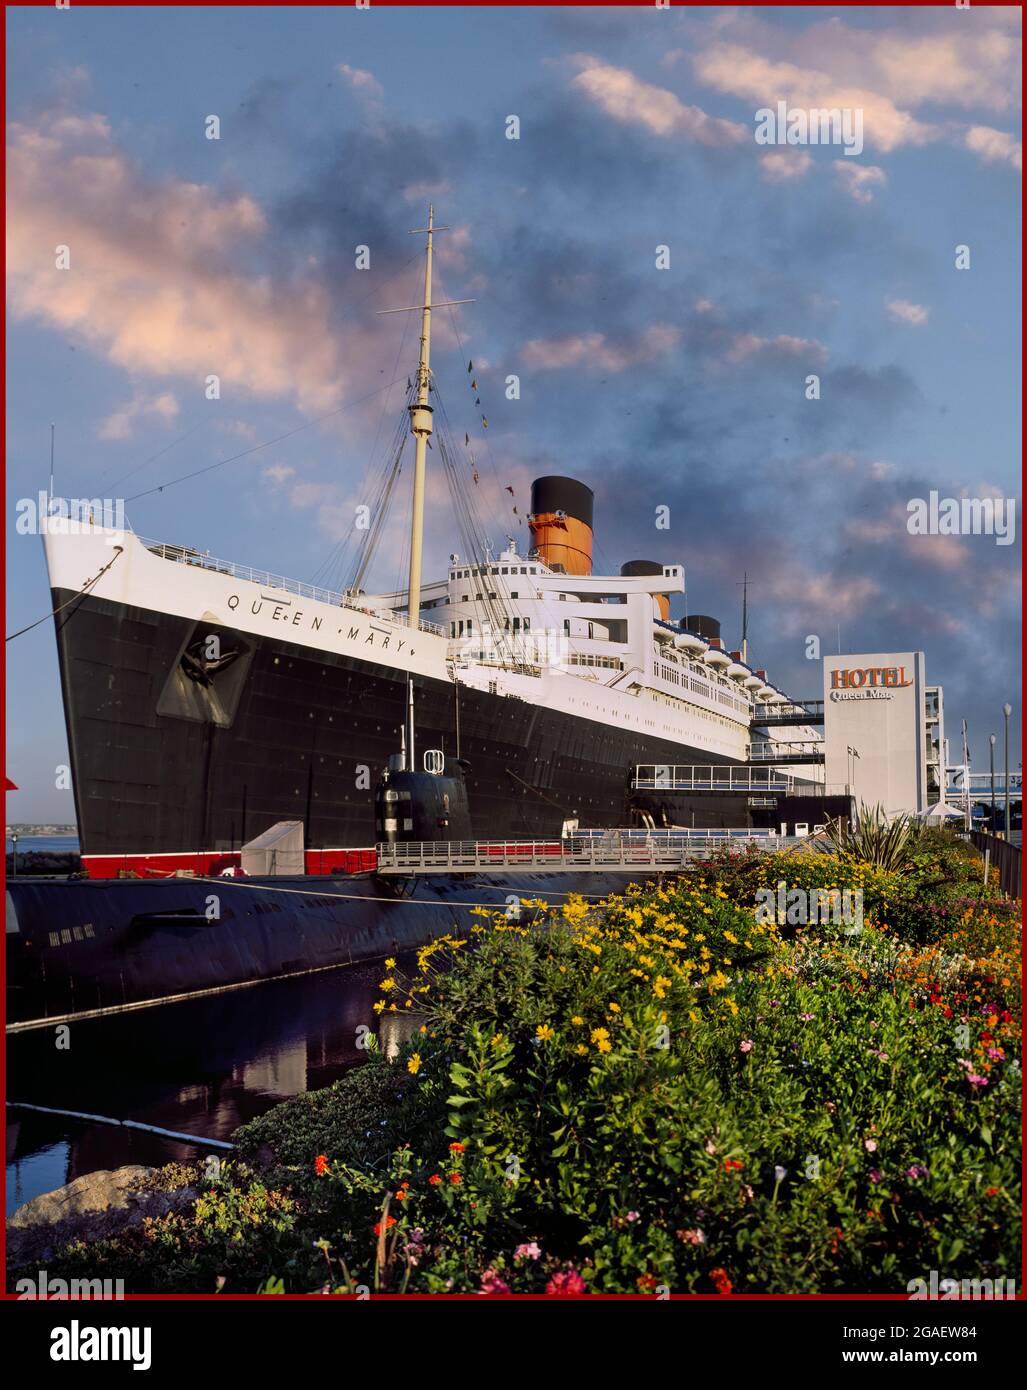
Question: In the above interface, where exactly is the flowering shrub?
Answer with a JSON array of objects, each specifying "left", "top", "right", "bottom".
[
  {"left": 299, "top": 856, "right": 1019, "bottom": 1295},
  {"left": 15, "top": 838, "right": 1019, "bottom": 1296}
]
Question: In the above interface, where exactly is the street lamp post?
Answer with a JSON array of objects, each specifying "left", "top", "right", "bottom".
[
  {"left": 1003, "top": 704, "right": 1012, "bottom": 839},
  {"left": 10, "top": 832, "right": 18, "bottom": 878},
  {"left": 989, "top": 734, "right": 997, "bottom": 833}
]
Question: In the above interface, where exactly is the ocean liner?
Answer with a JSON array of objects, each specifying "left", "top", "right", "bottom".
[{"left": 41, "top": 209, "right": 824, "bottom": 878}]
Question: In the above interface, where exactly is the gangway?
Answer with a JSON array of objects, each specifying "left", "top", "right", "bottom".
[
  {"left": 944, "top": 771, "right": 1022, "bottom": 806},
  {"left": 752, "top": 700, "right": 824, "bottom": 727},
  {"left": 746, "top": 741, "right": 824, "bottom": 765},
  {"left": 633, "top": 765, "right": 849, "bottom": 796}
]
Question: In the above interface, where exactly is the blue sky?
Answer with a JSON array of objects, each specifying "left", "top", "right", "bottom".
[{"left": 6, "top": 4, "right": 1022, "bottom": 821}]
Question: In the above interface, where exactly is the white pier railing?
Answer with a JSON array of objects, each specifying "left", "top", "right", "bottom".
[{"left": 375, "top": 833, "right": 803, "bottom": 875}]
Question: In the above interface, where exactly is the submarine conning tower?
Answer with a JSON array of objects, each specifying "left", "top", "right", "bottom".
[{"left": 529, "top": 476, "right": 594, "bottom": 576}]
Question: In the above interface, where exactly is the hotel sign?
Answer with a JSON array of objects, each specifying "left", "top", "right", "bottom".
[{"left": 828, "top": 665, "right": 913, "bottom": 701}]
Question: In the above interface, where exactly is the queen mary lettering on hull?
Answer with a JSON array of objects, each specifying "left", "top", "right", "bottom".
[{"left": 42, "top": 209, "right": 816, "bottom": 878}]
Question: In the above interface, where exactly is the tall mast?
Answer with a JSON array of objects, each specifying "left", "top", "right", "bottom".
[
  {"left": 407, "top": 206, "right": 435, "bottom": 630},
  {"left": 377, "top": 208, "right": 473, "bottom": 630}
]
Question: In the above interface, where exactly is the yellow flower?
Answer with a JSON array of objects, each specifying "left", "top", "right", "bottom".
[
  {"left": 407, "top": 1052, "right": 422, "bottom": 1075},
  {"left": 536, "top": 1024, "right": 555, "bottom": 1041},
  {"left": 379, "top": 977, "right": 396, "bottom": 992},
  {"left": 490, "top": 1033, "right": 505, "bottom": 1048},
  {"left": 573, "top": 1043, "right": 589, "bottom": 1056},
  {"left": 608, "top": 1002, "right": 620, "bottom": 1013},
  {"left": 590, "top": 1027, "right": 610, "bottom": 1045},
  {"left": 596, "top": 1038, "right": 612, "bottom": 1054},
  {"left": 385, "top": 957, "right": 397, "bottom": 969},
  {"left": 571, "top": 1016, "right": 584, "bottom": 1026},
  {"left": 373, "top": 1000, "right": 386, "bottom": 1014}
]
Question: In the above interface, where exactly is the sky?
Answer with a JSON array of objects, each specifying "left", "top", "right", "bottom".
[{"left": 6, "top": 3, "right": 1022, "bottom": 823}]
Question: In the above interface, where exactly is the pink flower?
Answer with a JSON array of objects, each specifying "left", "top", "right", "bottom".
[
  {"left": 478, "top": 1268, "right": 511, "bottom": 1296},
  {"left": 678, "top": 1228, "right": 705, "bottom": 1246},
  {"left": 739, "top": 1040, "right": 754, "bottom": 1053},
  {"left": 625, "top": 1211, "right": 640, "bottom": 1223},
  {"left": 546, "top": 1267, "right": 587, "bottom": 1296},
  {"left": 864, "top": 1139, "right": 877, "bottom": 1153},
  {"left": 514, "top": 1242, "right": 541, "bottom": 1261},
  {"left": 868, "top": 1169, "right": 882, "bottom": 1184},
  {"left": 966, "top": 1074, "right": 989, "bottom": 1087}
]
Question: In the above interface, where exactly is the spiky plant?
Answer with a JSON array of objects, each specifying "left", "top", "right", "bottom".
[{"left": 818, "top": 803, "right": 927, "bottom": 872}]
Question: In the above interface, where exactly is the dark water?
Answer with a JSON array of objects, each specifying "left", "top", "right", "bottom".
[
  {"left": 6, "top": 957, "right": 420, "bottom": 1217},
  {"left": 6, "top": 835, "right": 79, "bottom": 854}
]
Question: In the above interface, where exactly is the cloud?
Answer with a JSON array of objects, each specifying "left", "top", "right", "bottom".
[
  {"left": 522, "top": 324, "right": 680, "bottom": 372},
  {"left": 759, "top": 150, "right": 812, "bottom": 182},
  {"left": 692, "top": 13, "right": 1021, "bottom": 169},
  {"left": 262, "top": 463, "right": 296, "bottom": 485},
  {"left": 886, "top": 299, "right": 930, "bottom": 326},
  {"left": 724, "top": 332, "right": 827, "bottom": 365},
  {"left": 965, "top": 124, "right": 1022, "bottom": 171},
  {"left": 694, "top": 42, "right": 936, "bottom": 154},
  {"left": 337, "top": 63, "right": 384, "bottom": 103},
  {"left": 7, "top": 108, "right": 386, "bottom": 415},
  {"left": 402, "top": 179, "right": 454, "bottom": 204},
  {"left": 569, "top": 55, "right": 746, "bottom": 145},
  {"left": 97, "top": 391, "right": 179, "bottom": 440},
  {"left": 835, "top": 161, "right": 887, "bottom": 203}
]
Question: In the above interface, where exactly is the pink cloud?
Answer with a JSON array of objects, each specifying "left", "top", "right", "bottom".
[
  {"left": 7, "top": 109, "right": 384, "bottom": 416},
  {"left": 522, "top": 325, "right": 680, "bottom": 372},
  {"left": 965, "top": 124, "right": 1022, "bottom": 171},
  {"left": 886, "top": 299, "right": 930, "bottom": 326},
  {"left": 835, "top": 161, "right": 887, "bottom": 204},
  {"left": 569, "top": 55, "right": 746, "bottom": 145},
  {"left": 759, "top": 150, "right": 813, "bottom": 182}
]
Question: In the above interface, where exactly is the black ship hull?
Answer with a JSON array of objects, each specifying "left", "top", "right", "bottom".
[{"left": 52, "top": 589, "right": 749, "bottom": 859}]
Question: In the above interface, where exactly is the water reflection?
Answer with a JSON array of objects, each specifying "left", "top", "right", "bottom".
[{"left": 6, "top": 957, "right": 413, "bottom": 1215}]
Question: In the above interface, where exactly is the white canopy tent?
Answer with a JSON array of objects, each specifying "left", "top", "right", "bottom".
[{"left": 241, "top": 820, "right": 305, "bottom": 876}]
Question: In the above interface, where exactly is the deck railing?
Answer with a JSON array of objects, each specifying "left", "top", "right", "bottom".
[{"left": 140, "top": 538, "right": 446, "bottom": 637}]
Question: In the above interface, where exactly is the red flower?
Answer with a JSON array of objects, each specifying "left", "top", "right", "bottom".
[
  {"left": 449, "top": 1142, "right": 465, "bottom": 1153},
  {"left": 722, "top": 1159, "right": 743, "bottom": 1172},
  {"left": 314, "top": 1154, "right": 328, "bottom": 1177},
  {"left": 373, "top": 1216, "right": 397, "bottom": 1235},
  {"left": 985, "top": 1187, "right": 1001, "bottom": 1197},
  {"left": 394, "top": 1190, "right": 407, "bottom": 1200},
  {"left": 711, "top": 1267, "right": 733, "bottom": 1295},
  {"left": 546, "top": 1268, "right": 587, "bottom": 1296},
  {"left": 449, "top": 1172, "right": 462, "bottom": 1185},
  {"left": 428, "top": 1174, "right": 442, "bottom": 1186},
  {"left": 637, "top": 1273, "right": 658, "bottom": 1292}
]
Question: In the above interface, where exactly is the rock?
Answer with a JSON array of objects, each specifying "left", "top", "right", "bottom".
[{"left": 7, "top": 1165, "right": 199, "bottom": 1268}]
